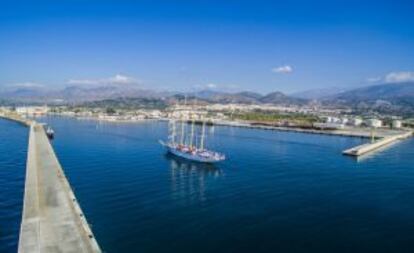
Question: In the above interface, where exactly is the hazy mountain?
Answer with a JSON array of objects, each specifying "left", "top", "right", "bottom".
[
  {"left": 207, "top": 92, "right": 263, "bottom": 104},
  {"left": 324, "top": 82, "right": 414, "bottom": 115},
  {"left": 0, "top": 84, "right": 310, "bottom": 107},
  {"left": 332, "top": 82, "right": 414, "bottom": 101},
  {"left": 191, "top": 90, "right": 224, "bottom": 100},
  {"left": 188, "top": 90, "right": 263, "bottom": 104},
  {"left": 186, "top": 90, "right": 308, "bottom": 105},
  {"left": 260, "top": 92, "right": 307, "bottom": 105},
  {"left": 235, "top": 91, "right": 263, "bottom": 100},
  {"left": 63, "top": 84, "right": 170, "bottom": 101},
  {"left": 83, "top": 97, "right": 169, "bottom": 110},
  {"left": 0, "top": 85, "right": 54, "bottom": 103},
  {"left": 291, "top": 87, "right": 347, "bottom": 100},
  {"left": 0, "top": 84, "right": 167, "bottom": 104}
]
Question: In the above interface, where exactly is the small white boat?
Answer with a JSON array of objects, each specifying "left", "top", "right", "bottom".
[{"left": 46, "top": 126, "right": 54, "bottom": 139}]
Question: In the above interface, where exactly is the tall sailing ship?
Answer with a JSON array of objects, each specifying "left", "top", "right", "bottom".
[{"left": 160, "top": 118, "right": 226, "bottom": 163}]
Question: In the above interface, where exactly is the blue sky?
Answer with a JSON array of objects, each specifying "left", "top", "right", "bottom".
[{"left": 1, "top": 0, "right": 414, "bottom": 93}]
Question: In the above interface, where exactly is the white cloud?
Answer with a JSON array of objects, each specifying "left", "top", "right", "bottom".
[
  {"left": 7, "top": 82, "right": 45, "bottom": 88},
  {"left": 366, "top": 77, "right": 381, "bottom": 83},
  {"left": 108, "top": 74, "right": 136, "bottom": 84},
  {"left": 67, "top": 79, "right": 99, "bottom": 85},
  {"left": 206, "top": 83, "right": 217, "bottom": 89},
  {"left": 384, "top": 71, "right": 414, "bottom": 83},
  {"left": 193, "top": 83, "right": 218, "bottom": 90},
  {"left": 367, "top": 71, "right": 414, "bottom": 84},
  {"left": 193, "top": 82, "right": 240, "bottom": 92},
  {"left": 272, "top": 65, "right": 293, "bottom": 74},
  {"left": 67, "top": 74, "right": 140, "bottom": 86}
]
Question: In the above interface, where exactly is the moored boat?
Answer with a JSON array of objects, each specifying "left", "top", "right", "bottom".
[{"left": 45, "top": 126, "right": 54, "bottom": 139}]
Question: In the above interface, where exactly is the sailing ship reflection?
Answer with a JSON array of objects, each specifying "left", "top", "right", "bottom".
[{"left": 166, "top": 153, "right": 222, "bottom": 203}]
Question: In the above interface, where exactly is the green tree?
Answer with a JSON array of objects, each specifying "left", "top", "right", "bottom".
[{"left": 106, "top": 107, "right": 116, "bottom": 115}]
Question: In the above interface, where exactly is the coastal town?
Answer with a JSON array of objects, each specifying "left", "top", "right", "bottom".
[
  {"left": 1, "top": 103, "right": 411, "bottom": 130},
  {"left": 1, "top": 103, "right": 412, "bottom": 160}
]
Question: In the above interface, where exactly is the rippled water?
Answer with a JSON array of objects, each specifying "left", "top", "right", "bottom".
[
  {"left": 2, "top": 116, "right": 414, "bottom": 252},
  {"left": 0, "top": 120, "right": 27, "bottom": 253}
]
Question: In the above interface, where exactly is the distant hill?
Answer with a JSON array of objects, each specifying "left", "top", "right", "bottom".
[
  {"left": 188, "top": 90, "right": 307, "bottom": 105},
  {"left": 0, "top": 86, "right": 51, "bottom": 101},
  {"left": 207, "top": 92, "right": 263, "bottom": 104},
  {"left": 324, "top": 82, "right": 414, "bottom": 116},
  {"left": 236, "top": 91, "right": 263, "bottom": 100},
  {"left": 185, "top": 90, "right": 262, "bottom": 104},
  {"left": 0, "top": 84, "right": 311, "bottom": 107},
  {"left": 59, "top": 85, "right": 162, "bottom": 102},
  {"left": 260, "top": 91, "right": 307, "bottom": 105},
  {"left": 290, "top": 87, "right": 348, "bottom": 100},
  {"left": 0, "top": 84, "right": 167, "bottom": 104},
  {"left": 333, "top": 82, "right": 414, "bottom": 101},
  {"left": 82, "top": 97, "right": 169, "bottom": 110}
]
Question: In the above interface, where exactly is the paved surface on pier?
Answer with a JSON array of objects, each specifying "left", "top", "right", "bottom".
[
  {"left": 19, "top": 123, "right": 101, "bottom": 253},
  {"left": 214, "top": 120, "right": 408, "bottom": 139},
  {"left": 343, "top": 131, "right": 413, "bottom": 156},
  {"left": 0, "top": 113, "right": 33, "bottom": 126}
]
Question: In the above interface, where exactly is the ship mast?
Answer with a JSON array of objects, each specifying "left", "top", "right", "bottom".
[
  {"left": 180, "top": 118, "right": 185, "bottom": 145},
  {"left": 189, "top": 116, "right": 195, "bottom": 148},
  {"left": 189, "top": 96, "right": 196, "bottom": 148},
  {"left": 200, "top": 119, "right": 206, "bottom": 150},
  {"left": 170, "top": 120, "right": 176, "bottom": 145},
  {"left": 180, "top": 95, "right": 187, "bottom": 145}
]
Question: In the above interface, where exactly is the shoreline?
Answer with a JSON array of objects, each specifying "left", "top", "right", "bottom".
[
  {"left": 212, "top": 120, "right": 410, "bottom": 139},
  {"left": 212, "top": 120, "right": 413, "bottom": 157},
  {"left": 5, "top": 114, "right": 412, "bottom": 157},
  {"left": 41, "top": 114, "right": 413, "bottom": 140}
]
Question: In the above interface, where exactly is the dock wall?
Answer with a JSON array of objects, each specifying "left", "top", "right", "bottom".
[
  {"left": 0, "top": 114, "right": 102, "bottom": 252},
  {"left": 343, "top": 131, "right": 412, "bottom": 156}
]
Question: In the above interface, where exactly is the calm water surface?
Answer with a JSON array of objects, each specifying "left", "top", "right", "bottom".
[
  {"left": 1, "top": 116, "right": 414, "bottom": 253},
  {"left": 0, "top": 120, "right": 27, "bottom": 253}
]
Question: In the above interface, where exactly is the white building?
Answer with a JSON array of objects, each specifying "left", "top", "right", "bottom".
[
  {"left": 15, "top": 106, "right": 49, "bottom": 116},
  {"left": 349, "top": 118, "right": 363, "bottom": 127},
  {"left": 392, "top": 120, "right": 402, "bottom": 129},
  {"left": 326, "top": 116, "right": 340, "bottom": 123},
  {"left": 313, "top": 122, "right": 345, "bottom": 130},
  {"left": 365, "top": 119, "right": 382, "bottom": 128},
  {"left": 340, "top": 118, "right": 349, "bottom": 125}
]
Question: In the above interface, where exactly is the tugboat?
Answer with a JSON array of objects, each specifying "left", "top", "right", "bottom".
[
  {"left": 160, "top": 118, "right": 225, "bottom": 163},
  {"left": 45, "top": 126, "right": 55, "bottom": 140}
]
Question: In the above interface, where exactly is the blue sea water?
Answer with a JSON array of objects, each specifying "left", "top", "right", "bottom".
[
  {"left": 0, "top": 120, "right": 27, "bottom": 253},
  {"left": 1, "top": 116, "right": 414, "bottom": 252}
]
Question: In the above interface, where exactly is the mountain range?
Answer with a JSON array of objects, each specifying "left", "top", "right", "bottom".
[
  {"left": 188, "top": 90, "right": 307, "bottom": 105},
  {"left": 0, "top": 84, "right": 166, "bottom": 104},
  {"left": 1, "top": 81, "right": 414, "bottom": 116},
  {"left": 0, "top": 84, "right": 308, "bottom": 106},
  {"left": 322, "top": 82, "right": 414, "bottom": 116},
  {"left": 290, "top": 87, "right": 349, "bottom": 100}
]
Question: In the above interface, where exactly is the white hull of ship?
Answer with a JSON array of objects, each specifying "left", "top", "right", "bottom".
[{"left": 160, "top": 141, "right": 225, "bottom": 163}]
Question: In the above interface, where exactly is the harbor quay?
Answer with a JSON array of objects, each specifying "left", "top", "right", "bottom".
[
  {"left": 1, "top": 114, "right": 101, "bottom": 253},
  {"left": 213, "top": 120, "right": 413, "bottom": 157}
]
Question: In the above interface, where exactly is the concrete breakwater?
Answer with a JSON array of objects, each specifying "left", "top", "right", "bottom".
[
  {"left": 0, "top": 114, "right": 101, "bottom": 252},
  {"left": 213, "top": 120, "right": 413, "bottom": 156},
  {"left": 0, "top": 113, "right": 33, "bottom": 126},
  {"left": 19, "top": 123, "right": 101, "bottom": 252},
  {"left": 343, "top": 131, "right": 413, "bottom": 157}
]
